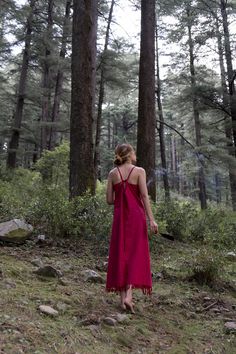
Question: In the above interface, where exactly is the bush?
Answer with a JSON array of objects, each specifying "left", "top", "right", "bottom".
[
  {"left": 34, "top": 140, "right": 69, "bottom": 191},
  {"left": 0, "top": 168, "right": 41, "bottom": 222},
  {"left": 187, "top": 246, "right": 224, "bottom": 286},
  {"left": 152, "top": 198, "right": 236, "bottom": 249},
  {"left": 25, "top": 181, "right": 112, "bottom": 239},
  {"left": 153, "top": 200, "right": 196, "bottom": 240}
]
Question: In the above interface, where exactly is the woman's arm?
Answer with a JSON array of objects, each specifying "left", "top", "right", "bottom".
[
  {"left": 106, "top": 171, "right": 114, "bottom": 205},
  {"left": 138, "top": 168, "right": 158, "bottom": 234}
]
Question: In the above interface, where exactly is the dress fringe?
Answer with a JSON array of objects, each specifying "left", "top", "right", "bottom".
[{"left": 105, "top": 285, "right": 152, "bottom": 295}]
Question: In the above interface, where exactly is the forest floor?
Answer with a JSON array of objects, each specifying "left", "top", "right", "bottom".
[{"left": 0, "top": 236, "right": 236, "bottom": 354}]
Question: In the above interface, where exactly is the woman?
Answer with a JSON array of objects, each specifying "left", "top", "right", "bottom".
[{"left": 105, "top": 143, "right": 158, "bottom": 314}]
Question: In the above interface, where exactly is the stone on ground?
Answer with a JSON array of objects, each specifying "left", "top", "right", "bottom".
[
  {"left": 0, "top": 219, "right": 33, "bottom": 243},
  {"left": 39, "top": 305, "right": 58, "bottom": 317},
  {"left": 34, "top": 265, "right": 62, "bottom": 278},
  {"left": 224, "top": 321, "right": 236, "bottom": 334},
  {"left": 80, "top": 269, "right": 104, "bottom": 283},
  {"left": 103, "top": 317, "right": 117, "bottom": 326}
]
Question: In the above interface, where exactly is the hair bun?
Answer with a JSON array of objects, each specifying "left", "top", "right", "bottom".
[{"left": 114, "top": 154, "right": 123, "bottom": 165}]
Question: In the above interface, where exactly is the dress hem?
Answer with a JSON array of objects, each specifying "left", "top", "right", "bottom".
[{"left": 105, "top": 285, "right": 152, "bottom": 295}]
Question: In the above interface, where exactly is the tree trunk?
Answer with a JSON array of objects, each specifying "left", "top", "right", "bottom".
[
  {"left": 216, "top": 16, "right": 236, "bottom": 209},
  {"left": 48, "top": 0, "right": 71, "bottom": 150},
  {"left": 155, "top": 25, "right": 170, "bottom": 200},
  {"left": 40, "top": 0, "right": 54, "bottom": 154},
  {"left": 220, "top": 0, "right": 236, "bottom": 210},
  {"left": 94, "top": 0, "right": 115, "bottom": 181},
  {"left": 187, "top": 6, "right": 207, "bottom": 209},
  {"left": 69, "top": 0, "right": 97, "bottom": 198},
  {"left": 107, "top": 117, "right": 111, "bottom": 149},
  {"left": 6, "top": 0, "right": 35, "bottom": 169},
  {"left": 137, "top": 0, "right": 156, "bottom": 201}
]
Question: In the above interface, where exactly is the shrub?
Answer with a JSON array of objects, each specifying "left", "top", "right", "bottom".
[
  {"left": 153, "top": 200, "right": 196, "bottom": 240},
  {"left": 0, "top": 168, "right": 41, "bottom": 222},
  {"left": 187, "top": 246, "right": 224, "bottom": 286}
]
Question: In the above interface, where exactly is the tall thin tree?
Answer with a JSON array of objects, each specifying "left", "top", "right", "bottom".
[
  {"left": 137, "top": 0, "right": 156, "bottom": 201},
  {"left": 69, "top": 0, "right": 98, "bottom": 197},
  {"left": 94, "top": 0, "right": 115, "bottom": 182},
  {"left": 220, "top": 0, "right": 236, "bottom": 210},
  {"left": 48, "top": 0, "right": 72, "bottom": 150},
  {"left": 155, "top": 25, "right": 170, "bottom": 200},
  {"left": 40, "top": 0, "right": 54, "bottom": 154},
  {"left": 7, "top": 0, "right": 36, "bottom": 168},
  {"left": 186, "top": 4, "right": 207, "bottom": 209}
]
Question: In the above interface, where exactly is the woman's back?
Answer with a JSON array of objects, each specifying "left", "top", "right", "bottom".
[{"left": 110, "top": 164, "right": 143, "bottom": 187}]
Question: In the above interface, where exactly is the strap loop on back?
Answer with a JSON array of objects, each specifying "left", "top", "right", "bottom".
[
  {"left": 126, "top": 166, "right": 135, "bottom": 182},
  {"left": 117, "top": 166, "right": 135, "bottom": 183}
]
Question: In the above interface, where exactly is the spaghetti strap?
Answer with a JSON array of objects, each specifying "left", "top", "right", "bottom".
[
  {"left": 117, "top": 166, "right": 135, "bottom": 183},
  {"left": 126, "top": 166, "right": 135, "bottom": 182},
  {"left": 117, "top": 166, "right": 124, "bottom": 181}
]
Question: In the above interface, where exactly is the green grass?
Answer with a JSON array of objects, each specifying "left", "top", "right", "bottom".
[{"left": 0, "top": 237, "right": 236, "bottom": 354}]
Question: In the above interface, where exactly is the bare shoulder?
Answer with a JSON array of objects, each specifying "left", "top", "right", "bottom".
[
  {"left": 134, "top": 166, "right": 145, "bottom": 175},
  {"left": 108, "top": 167, "right": 117, "bottom": 178}
]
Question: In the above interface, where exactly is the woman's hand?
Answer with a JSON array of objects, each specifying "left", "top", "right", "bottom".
[{"left": 149, "top": 220, "right": 158, "bottom": 234}]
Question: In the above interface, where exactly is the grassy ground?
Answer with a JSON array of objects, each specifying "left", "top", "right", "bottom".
[{"left": 0, "top": 236, "right": 235, "bottom": 354}]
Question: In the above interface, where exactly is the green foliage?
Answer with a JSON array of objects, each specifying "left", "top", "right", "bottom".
[
  {"left": 187, "top": 205, "right": 236, "bottom": 249},
  {"left": 187, "top": 246, "right": 224, "bottom": 286},
  {"left": 155, "top": 199, "right": 193, "bottom": 239},
  {"left": 27, "top": 183, "right": 112, "bottom": 239},
  {"left": 0, "top": 159, "right": 235, "bottom": 250},
  {"left": 153, "top": 199, "right": 236, "bottom": 249},
  {"left": 0, "top": 167, "right": 41, "bottom": 222},
  {"left": 66, "top": 186, "right": 113, "bottom": 239},
  {"left": 34, "top": 141, "right": 69, "bottom": 190},
  {"left": 0, "top": 164, "right": 112, "bottom": 239}
]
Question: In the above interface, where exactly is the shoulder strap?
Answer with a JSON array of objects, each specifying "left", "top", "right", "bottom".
[
  {"left": 126, "top": 166, "right": 135, "bottom": 182},
  {"left": 116, "top": 166, "right": 124, "bottom": 181}
]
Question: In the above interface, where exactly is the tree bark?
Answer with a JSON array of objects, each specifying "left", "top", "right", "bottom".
[
  {"left": 48, "top": 0, "right": 71, "bottom": 150},
  {"left": 187, "top": 6, "right": 207, "bottom": 209},
  {"left": 6, "top": 0, "right": 35, "bottom": 168},
  {"left": 155, "top": 25, "right": 170, "bottom": 200},
  {"left": 219, "top": 0, "right": 236, "bottom": 210},
  {"left": 94, "top": 0, "right": 115, "bottom": 181},
  {"left": 137, "top": 0, "right": 156, "bottom": 201},
  {"left": 69, "top": 0, "right": 97, "bottom": 198}
]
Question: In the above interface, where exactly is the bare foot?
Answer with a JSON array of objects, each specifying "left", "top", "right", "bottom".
[{"left": 124, "top": 298, "right": 135, "bottom": 314}]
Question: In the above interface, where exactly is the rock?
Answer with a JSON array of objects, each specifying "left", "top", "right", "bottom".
[
  {"left": 203, "top": 296, "right": 211, "bottom": 301},
  {"left": 39, "top": 305, "right": 58, "bottom": 317},
  {"left": 4, "top": 278, "right": 16, "bottom": 289},
  {"left": 116, "top": 313, "right": 129, "bottom": 323},
  {"left": 80, "top": 269, "right": 104, "bottom": 284},
  {"left": 0, "top": 219, "right": 33, "bottom": 243},
  {"left": 58, "top": 278, "right": 69, "bottom": 286},
  {"left": 34, "top": 265, "right": 62, "bottom": 278},
  {"left": 88, "top": 324, "right": 101, "bottom": 338},
  {"left": 103, "top": 317, "right": 117, "bottom": 326},
  {"left": 224, "top": 321, "right": 236, "bottom": 334},
  {"left": 153, "top": 272, "right": 163, "bottom": 280},
  {"left": 78, "top": 314, "right": 101, "bottom": 326},
  {"left": 37, "top": 234, "right": 46, "bottom": 241},
  {"left": 31, "top": 258, "right": 44, "bottom": 268},
  {"left": 0, "top": 268, "right": 3, "bottom": 279},
  {"left": 225, "top": 252, "right": 236, "bottom": 261}
]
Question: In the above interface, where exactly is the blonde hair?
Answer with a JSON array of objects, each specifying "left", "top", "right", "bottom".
[{"left": 113, "top": 143, "right": 135, "bottom": 166}]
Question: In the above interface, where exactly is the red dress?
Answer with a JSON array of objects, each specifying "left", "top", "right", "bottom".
[{"left": 105, "top": 166, "right": 152, "bottom": 295}]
